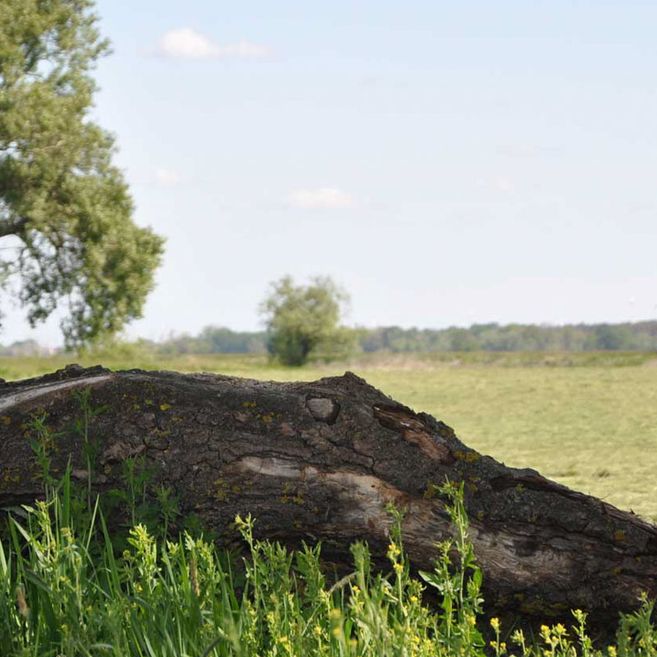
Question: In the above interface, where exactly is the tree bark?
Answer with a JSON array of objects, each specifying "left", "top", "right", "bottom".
[{"left": 1, "top": 364, "right": 656, "bottom": 627}]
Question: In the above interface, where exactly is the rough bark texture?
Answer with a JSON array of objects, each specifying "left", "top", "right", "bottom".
[{"left": 1, "top": 364, "right": 657, "bottom": 627}]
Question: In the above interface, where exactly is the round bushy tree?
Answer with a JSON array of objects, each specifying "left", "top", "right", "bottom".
[{"left": 260, "top": 275, "right": 354, "bottom": 366}]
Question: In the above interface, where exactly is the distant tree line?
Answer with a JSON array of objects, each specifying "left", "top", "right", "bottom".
[
  {"left": 356, "top": 321, "right": 657, "bottom": 352},
  {"left": 157, "top": 327, "right": 268, "bottom": 355},
  {"left": 4, "top": 321, "right": 657, "bottom": 359},
  {"left": 0, "top": 339, "right": 53, "bottom": 357},
  {"left": 140, "top": 320, "right": 657, "bottom": 355}
]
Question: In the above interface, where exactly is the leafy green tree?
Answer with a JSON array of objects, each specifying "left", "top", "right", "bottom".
[
  {"left": 0, "top": 0, "right": 164, "bottom": 347},
  {"left": 260, "top": 275, "right": 355, "bottom": 365}
]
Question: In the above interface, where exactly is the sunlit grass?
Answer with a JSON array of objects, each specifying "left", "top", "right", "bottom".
[{"left": 2, "top": 476, "right": 655, "bottom": 657}]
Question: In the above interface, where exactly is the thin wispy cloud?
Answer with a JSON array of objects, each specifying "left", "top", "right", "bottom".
[
  {"left": 287, "top": 187, "right": 355, "bottom": 210},
  {"left": 494, "top": 176, "right": 515, "bottom": 194},
  {"left": 154, "top": 168, "right": 182, "bottom": 187},
  {"left": 155, "top": 27, "right": 269, "bottom": 60}
]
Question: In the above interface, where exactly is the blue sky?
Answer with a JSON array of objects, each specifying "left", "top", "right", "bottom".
[{"left": 4, "top": 0, "right": 657, "bottom": 345}]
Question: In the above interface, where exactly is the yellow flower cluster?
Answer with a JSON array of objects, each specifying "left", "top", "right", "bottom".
[{"left": 387, "top": 541, "right": 402, "bottom": 561}]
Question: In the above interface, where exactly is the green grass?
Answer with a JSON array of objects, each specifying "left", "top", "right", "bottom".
[
  {"left": 3, "top": 351, "right": 657, "bottom": 519},
  {"left": 2, "top": 474, "right": 655, "bottom": 657},
  {"left": 368, "top": 365, "right": 657, "bottom": 522}
]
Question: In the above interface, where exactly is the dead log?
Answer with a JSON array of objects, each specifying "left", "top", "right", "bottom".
[{"left": 1, "top": 364, "right": 656, "bottom": 627}]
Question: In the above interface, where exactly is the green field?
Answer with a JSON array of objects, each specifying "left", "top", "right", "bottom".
[{"left": 3, "top": 351, "right": 657, "bottom": 520}]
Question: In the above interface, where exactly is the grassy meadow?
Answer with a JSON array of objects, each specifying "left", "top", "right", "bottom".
[{"left": 3, "top": 350, "right": 657, "bottom": 520}]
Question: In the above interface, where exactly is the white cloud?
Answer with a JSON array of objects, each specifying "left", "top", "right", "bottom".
[
  {"left": 155, "top": 27, "right": 269, "bottom": 60},
  {"left": 494, "top": 176, "right": 515, "bottom": 194},
  {"left": 287, "top": 187, "right": 355, "bottom": 210},
  {"left": 155, "top": 168, "right": 182, "bottom": 187}
]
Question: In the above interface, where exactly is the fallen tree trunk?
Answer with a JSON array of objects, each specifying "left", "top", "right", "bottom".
[{"left": 1, "top": 364, "right": 656, "bottom": 627}]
